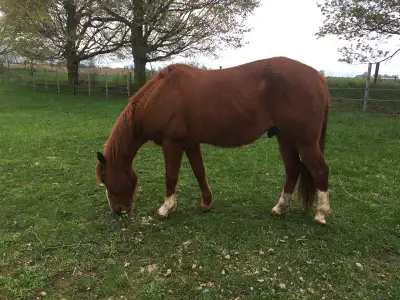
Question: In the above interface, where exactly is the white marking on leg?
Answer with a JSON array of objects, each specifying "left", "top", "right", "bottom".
[
  {"left": 314, "top": 190, "right": 330, "bottom": 224},
  {"left": 271, "top": 191, "right": 292, "bottom": 215},
  {"left": 157, "top": 194, "right": 177, "bottom": 217}
]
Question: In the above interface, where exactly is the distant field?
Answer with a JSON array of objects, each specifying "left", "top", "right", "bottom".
[
  {"left": 5, "top": 62, "right": 131, "bottom": 75},
  {"left": 0, "top": 85, "right": 399, "bottom": 299}
]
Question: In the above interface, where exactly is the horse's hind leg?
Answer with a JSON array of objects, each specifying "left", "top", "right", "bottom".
[
  {"left": 185, "top": 144, "right": 213, "bottom": 212},
  {"left": 271, "top": 137, "right": 302, "bottom": 215},
  {"left": 297, "top": 143, "right": 330, "bottom": 224},
  {"left": 155, "top": 139, "right": 184, "bottom": 219}
]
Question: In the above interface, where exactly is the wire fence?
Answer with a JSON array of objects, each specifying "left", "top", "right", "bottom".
[
  {"left": 0, "top": 62, "right": 158, "bottom": 99},
  {"left": 1, "top": 62, "right": 400, "bottom": 114}
]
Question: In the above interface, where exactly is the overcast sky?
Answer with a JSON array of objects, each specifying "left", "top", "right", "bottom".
[{"left": 111, "top": 0, "right": 400, "bottom": 77}]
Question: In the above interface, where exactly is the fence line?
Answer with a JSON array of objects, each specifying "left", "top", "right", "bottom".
[
  {"left": 0, "top": 68, "right": 137, "bottom": 98},
  {"left": 1, "top": 65, "right": 400, "bottom": 113}
]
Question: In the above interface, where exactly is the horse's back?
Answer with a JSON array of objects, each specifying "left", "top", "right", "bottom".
[{"left": 140, "top": 57, "right": 329, "bottom": 146}]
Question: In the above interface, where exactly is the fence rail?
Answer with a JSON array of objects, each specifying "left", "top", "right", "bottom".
[{"left": 1, "top": 65, "right": 400, "bottom": 114}]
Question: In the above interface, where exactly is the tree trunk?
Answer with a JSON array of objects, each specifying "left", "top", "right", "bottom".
[
  {"left": 67, "top": 57, "right": 80, "bottom": 85},
  {"left": 133, "top": 54, "right": 147, "bottom": 93},
  {"left": 373, "top": 62, "right": 380, "bottom": 84},
  {"left": 67, "top": 59, "right": 79, "bottom": 86},
  {"left": 131, "top": 0, "right": 148, "bottom": 93},
  {"left": 64, "top": 0, "right": 78, "bottom": 86}
]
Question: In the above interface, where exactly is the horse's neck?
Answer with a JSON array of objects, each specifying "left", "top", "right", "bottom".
[{"left": 105, "top": 109, "right": 144, "bottom": 167}]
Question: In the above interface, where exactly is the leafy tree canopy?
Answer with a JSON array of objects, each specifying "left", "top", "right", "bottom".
[{"left": 315, "top": 0, "right": 400, "bottom": 63}]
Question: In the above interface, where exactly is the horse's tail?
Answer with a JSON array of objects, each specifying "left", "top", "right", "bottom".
[{"left": 297, "top": 72, "right": 330, "bottom": 212}]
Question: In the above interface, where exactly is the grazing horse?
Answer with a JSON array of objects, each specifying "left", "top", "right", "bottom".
[{"left": 95, "top": 56, "right": 331, "bottom": 225}]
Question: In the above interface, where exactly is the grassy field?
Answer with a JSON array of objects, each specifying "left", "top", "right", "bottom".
[{"left": 0, "top": 85, "right": 400, "bottom": 300}]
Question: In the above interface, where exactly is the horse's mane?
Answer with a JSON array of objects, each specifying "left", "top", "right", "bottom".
[{"left": 103, "top": 68, "right": 171, "bottom": 165}]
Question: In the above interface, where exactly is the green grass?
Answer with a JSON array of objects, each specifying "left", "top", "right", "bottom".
[{"left": 0, "top": 85, "right": 400, "bottom": 300}]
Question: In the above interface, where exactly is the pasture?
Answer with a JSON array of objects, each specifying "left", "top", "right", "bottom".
[{"left": 0, "top": 84, "right": 400, "bottom": 299}]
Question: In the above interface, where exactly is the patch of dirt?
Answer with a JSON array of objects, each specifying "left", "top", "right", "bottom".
[
  {"left": 52, "top": 267, "right": 102, "bottom": 290},
  {"left": 0, "top": 265, "right": 7, "bottom": 272},
  {"left": 52, "top": 272, "right": 74, "bottom": 289}
]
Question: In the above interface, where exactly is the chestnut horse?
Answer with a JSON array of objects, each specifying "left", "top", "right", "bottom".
[{"left": 96, "top": 56, "right": 331, "bottom": 225}]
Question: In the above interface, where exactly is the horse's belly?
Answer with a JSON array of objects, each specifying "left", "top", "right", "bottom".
[{"left": 192, "top": 113, "right": 268, "bottom": 147}]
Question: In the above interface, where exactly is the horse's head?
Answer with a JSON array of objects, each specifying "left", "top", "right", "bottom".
[{"left": 95, "top": 152, "right": 138, "bottom": 215}]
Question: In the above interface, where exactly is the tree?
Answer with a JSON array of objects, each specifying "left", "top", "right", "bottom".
[
  {"left": 0, "top": 29, "right": 11, "bottom": 57},
  {"left": 315, "top": 0, "right": 400, "bottom": 64},
  {"left": 98, "top": 0, "right": 261, "bottom": 91},
  {"left": 0, "top": 0, "right": 129, "bottom": 84}
]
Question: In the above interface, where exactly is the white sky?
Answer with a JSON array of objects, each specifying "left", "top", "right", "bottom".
[{"left": 110, "top": 0, "right": 400, "bottom": 77}]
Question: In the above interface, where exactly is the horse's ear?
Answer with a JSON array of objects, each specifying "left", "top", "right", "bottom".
[{"left": 97, "top": 152, "right": 106, "bottom": 165}]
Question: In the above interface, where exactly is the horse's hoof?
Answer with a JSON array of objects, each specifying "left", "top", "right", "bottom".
[
  {"left": 200, "top": 205, "right": 212, "bottom": 212},
  {"left": 270, "top": 207, "right": 280, "bottom": 216},
  {"left": 200, "top": 200, "right": 212, "bottom": 212},
  {"left": 155, "top": 211, "right": 169, "bottom": 220},
  {"left": 270, "top": 206, "right": 288, "bottom": 216},
  {"left": 314, "top": 217, "right": 327, "bottom": 225},
  {"left": 314, "top": 210, "right": 329, "bottom": 225}
]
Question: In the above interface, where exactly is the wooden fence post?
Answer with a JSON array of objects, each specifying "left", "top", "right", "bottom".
[
  {"left": 88, "top": 72, "right": 91, "bottom": 96},
  {"left": 127, "top": 72, "right": 131, "bottom": 96},
  {"left": 32, "top": 71, "right": 36, "bottom": 91},
  {"left": 363, "top": 63, "right": 372, "bottom": 113},
  {"left": 373, "top": 62, "right": 380, "bottom": 84},
  {"left": 117, "top": 73, "right": 120, "bottom": 95},
  {"left": 105, "top": 72, "right": 108, "bottom": 98},
  {"left": 130, "top": 71, "right": 133, "bottom": 94},
  {"left": 44, "top": 69, "right": 48, "bottom": 91},
  {"left": 56, "top": 71, "right": 60, "bottom": 94}
]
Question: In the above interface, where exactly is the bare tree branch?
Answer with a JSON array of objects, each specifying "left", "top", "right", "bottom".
[
  {"left": 378, "top": 47, "right": 400, "bottom": 63},
  {"left": 96, "top": 0, "right": 260, "bottom": 90}
]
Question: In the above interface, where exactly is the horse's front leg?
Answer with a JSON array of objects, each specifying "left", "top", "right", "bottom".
[
  {"left": 155, "top": 139, "right": 184, "bottom": 219},
  {"left": 185, "top": 144, "right": 213, "bottom": 212}
]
